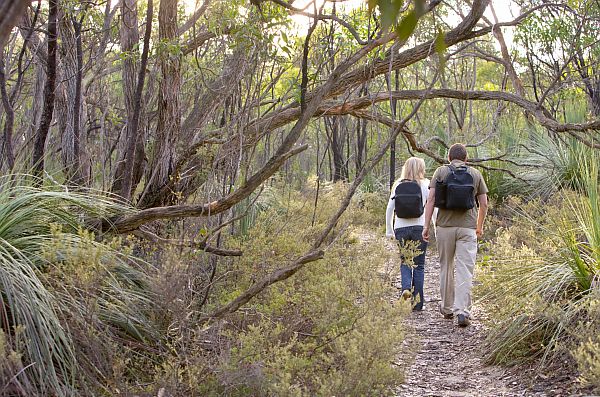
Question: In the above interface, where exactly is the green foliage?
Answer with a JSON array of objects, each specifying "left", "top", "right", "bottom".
[
  {"left": 201, "top": 183, "right": 408, "bottom": 395},
  {"left": 502, "top": 133, "right": 599, "bottom": 199},
  {"left": 0, "top": 176, "right": 156, "bottom": 395},
  {"left": 370, "top": 0, "right": 427, "bottom": 38},
  {"left": 396, "top": 238, "right": 422, "bottom": 268},
  {"left": 477, "top": 158, "right": 600, "bottom": 388}
]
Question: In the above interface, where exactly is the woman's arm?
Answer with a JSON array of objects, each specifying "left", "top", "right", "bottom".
[{"left": 385, "top": 183, "right": 397, "bottom": 237}]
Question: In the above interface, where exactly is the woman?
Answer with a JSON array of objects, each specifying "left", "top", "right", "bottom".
[{"left": 386, "top": 157, "right": 430, "bottom": 311}]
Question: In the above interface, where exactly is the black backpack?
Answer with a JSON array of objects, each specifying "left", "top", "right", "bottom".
[
  {"left": 434, "top": 165, "right": 475, "bottom": 210},
  {"left": 392, "top": 180, "right": 424, "bottom": 218}
]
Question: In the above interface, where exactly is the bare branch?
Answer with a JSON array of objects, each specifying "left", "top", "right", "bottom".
[
  {"left": 133, "top": 229, "right": 242, "bottom": 256},
  {"left": 198, "top": 249, "right": 325, "bottom": 323}
]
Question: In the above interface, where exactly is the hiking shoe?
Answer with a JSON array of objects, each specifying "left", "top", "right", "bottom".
[
  {"left": 457, "top": 314, "right": 470, "bottom": 327},
  {"left": 439, "top": 307, "right": 453, "bottom": 319},
  {"left": 401, "top": 290, "right": 412, "bottom": 301}
]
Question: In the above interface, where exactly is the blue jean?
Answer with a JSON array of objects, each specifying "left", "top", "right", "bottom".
[{"left": 395, "top": 225, "right": 428, "bottom": 310}]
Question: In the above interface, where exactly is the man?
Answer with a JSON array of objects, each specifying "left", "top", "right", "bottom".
[{"left": 422, "top": 143, "right": 488, "bottom": 327}]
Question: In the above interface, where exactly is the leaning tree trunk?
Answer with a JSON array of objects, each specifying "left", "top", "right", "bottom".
[
  {"left": 138, "top": 0, "right": 181, "bottom": 209},
  {"left": 32, "top": 0, "right": 58, "bottom": 178}
]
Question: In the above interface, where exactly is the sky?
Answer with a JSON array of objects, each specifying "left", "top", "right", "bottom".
[{"left": 182, "top": 0, "right": 521, "bottom": 47}]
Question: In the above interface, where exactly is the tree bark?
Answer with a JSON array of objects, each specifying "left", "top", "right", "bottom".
[
  {"left": 118, "top": 0, "right": 153, "bottom": 200},
  {"left": 138, "top": 0, "right": 181, "bottom": 209},
  {"left": 32, "top": 0, "right": 58, "bottom": 178},
  {"left": 0, "top": 0, "right": 30, "bottom": 49},
  {"left": 71, "top": 15, "right": 84, "bottom": 183},
  {"left": 56, "top": 7, "right": 81, "bottom": 182},
  {"left": 325, "top": 117, "right": 348, "bottom": 182},
  {"left": 112, "top": 0, "right": 141, "bottom": 196},
  {"left": 355, "top": 86, "right": 368, "bottom": 174},
  {"left": 0, "top": 59, "right": 15, "bottom": 170}
]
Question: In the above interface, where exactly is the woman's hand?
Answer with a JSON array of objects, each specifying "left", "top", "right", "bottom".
[{"left": 422, "top": 227, "right": 430, "bottom": 242}]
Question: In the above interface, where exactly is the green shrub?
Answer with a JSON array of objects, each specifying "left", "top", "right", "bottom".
[
  {"left": 574, "top": 295, "right": 600, "bottom": 392},
  {"left": 215, "top": 232, "right": 407, "bottom": 396},
  {"left": 477, "top": 157, "right": 600, "bottom": 389},
  {"left": 0, "top": 176, "right": 157, "bottom": 395},
  {"left": 195, "top": 184, "right": 408, "bottom": 395}
]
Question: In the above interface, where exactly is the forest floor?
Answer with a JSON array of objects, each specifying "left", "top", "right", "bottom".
[{"left": 369, "top": 232, "right": 591, "bottom": 397}]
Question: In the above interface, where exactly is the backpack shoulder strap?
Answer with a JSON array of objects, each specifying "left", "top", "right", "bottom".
[{"left": 448, "top": 164, "right": 468, "bottom": 172}]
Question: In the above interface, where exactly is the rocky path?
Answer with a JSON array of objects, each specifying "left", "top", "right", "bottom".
[{"left": 377, "top": 236, "right": 565, "bottom": 397}]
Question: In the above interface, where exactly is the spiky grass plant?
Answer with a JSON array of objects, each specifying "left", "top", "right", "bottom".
[
  {"left": 506, "top": 134, "right": 597, "bottom": 199},
  {"left": 0, "top": 176, "right": 154, "bottom": 395},
  {"left": 477, "top": 151, "right": 600, "bottom": 369}
]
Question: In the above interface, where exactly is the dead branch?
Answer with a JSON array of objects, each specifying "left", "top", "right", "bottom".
[{"left": 111, "top": 144, "right": 309, "bottom": 233}]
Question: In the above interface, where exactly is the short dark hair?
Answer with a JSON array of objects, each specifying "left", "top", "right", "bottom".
[{"left": 448, "top": 143, "right": 467, "bottom": 161}]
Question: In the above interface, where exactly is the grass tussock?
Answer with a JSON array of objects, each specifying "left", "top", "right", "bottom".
[
  {"left": 0, "top": 176, "right": 156, "bottom": 395},
  {"left": 477, "top": 157, "right": 600, "bottom": 391}
]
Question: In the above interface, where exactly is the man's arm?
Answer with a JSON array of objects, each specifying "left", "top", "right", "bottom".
[
  {"left": 476, "top": 193, "right": 488, "bottom": 239},
  {"left": 422, "top": 188, "right": 436, "bottom": 242}
]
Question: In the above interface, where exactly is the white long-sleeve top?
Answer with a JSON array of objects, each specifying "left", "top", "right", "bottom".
[{"left": 385, "top": 178, "right": 431, "bottom": 237}]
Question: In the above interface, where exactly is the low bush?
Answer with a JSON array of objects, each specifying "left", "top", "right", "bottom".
[
  {"left": 189, "top": 182, "right": 407, "bottom": 395},
  {"left": 476, "top": 158, "right": 600, "bottom": 391},
  {"left": 1, "top": 175, "right": 405, "bottom": 395}
]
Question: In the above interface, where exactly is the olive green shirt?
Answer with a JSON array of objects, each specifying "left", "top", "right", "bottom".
[{"left": 429, "top": 160, "right": 488, "bottom": 229}]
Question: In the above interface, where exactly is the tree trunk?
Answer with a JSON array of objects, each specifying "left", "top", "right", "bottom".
[
  {"left": 112, "top": 0, "right": 141, "bottom": 197},
  {"left": 56, "top": 9, "right": 81, "bottom": 181},
  {"left": 0, "top": 0, "right": 30, "bottom": 49},
  {"left": 0, "top": 59, "right": 15, "bottom": 170},
  {"left": 138, "top": 0, "right": 181, "bottom": 208},
  {"left": 326, "top": 117, "right": 348, "bottom": 182},
  {"left": 71, "top": 15, "right": 84, "bottom": 183},
  {"left": 116, "top": 0, "right": 152, "bottom": 200},
  {"left": 32, "top": 0, "right": 58, "bottom": 178},
  {"left": 388, "top": 69, "right": 399, "bottom": 188}
]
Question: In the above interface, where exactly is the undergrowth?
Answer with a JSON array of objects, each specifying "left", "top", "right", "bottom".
[
  {"left": 0, "top": 173, "right": 409, "bottom": 395},
  {"left": 476, "top": 157, "right": 600, "bottom": 392},
  {"left": 150, "top": 181, "right": 408, "bottom": 395}
]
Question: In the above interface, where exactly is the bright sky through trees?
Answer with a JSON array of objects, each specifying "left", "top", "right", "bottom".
[{"left": 182, "top": 0, "right": 520, "bottom": 47}]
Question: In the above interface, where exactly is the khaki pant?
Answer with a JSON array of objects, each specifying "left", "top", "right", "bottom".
[{"left": 436, "top": 226, "right": 477, "bottom": 317}]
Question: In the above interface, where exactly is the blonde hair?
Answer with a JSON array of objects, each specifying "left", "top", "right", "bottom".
[{"left": 399, "top": 157, "right": 426, "bottom": 181}]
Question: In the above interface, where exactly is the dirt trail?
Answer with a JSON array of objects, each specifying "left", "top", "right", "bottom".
[{"left": 375, "top": 235, "right": 560, "bottom": 397}]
